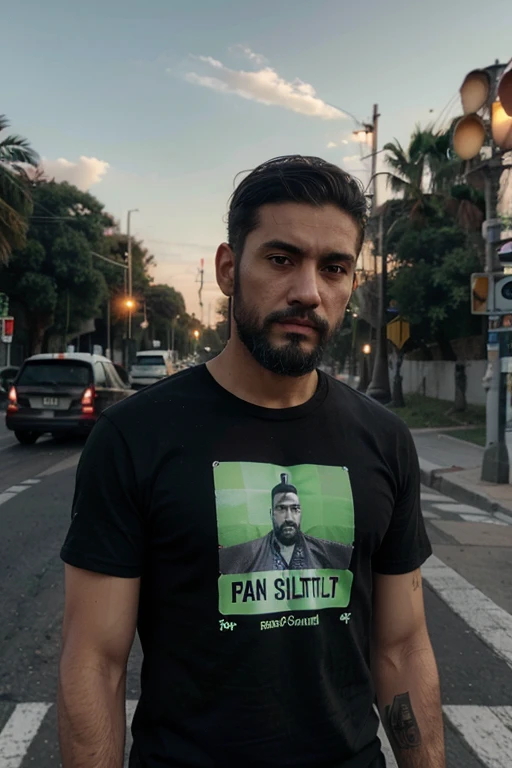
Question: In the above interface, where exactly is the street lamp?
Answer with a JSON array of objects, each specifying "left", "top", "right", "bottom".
[{"left": 126, "top": 208, "right": 139, "bottom": 339}]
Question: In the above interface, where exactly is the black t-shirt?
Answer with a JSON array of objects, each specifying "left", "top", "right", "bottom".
[{"left": 61, "top": 365, "right": 431, "bottom": 768}]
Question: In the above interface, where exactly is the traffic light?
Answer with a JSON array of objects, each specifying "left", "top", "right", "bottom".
[
  {"left": 471, "top": 274, "right": 490, "bottom": 314},
  {"left": 0, "top": 292, "right": 9, "bottom": 318},
  {"left": 452, "top": 61, "right": 512, "bottom": 160},
  {"left": 498, "top": 58, "right": 512, "bottom": 116}
]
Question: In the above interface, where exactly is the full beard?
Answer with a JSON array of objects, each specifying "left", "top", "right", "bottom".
[{"left": 233, "top": 279, "right": 333, "bottom": 378}]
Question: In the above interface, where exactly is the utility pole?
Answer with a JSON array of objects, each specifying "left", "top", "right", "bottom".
[
  {"left": 370, "top": 103, "right": 379, "bottom": 276},
  {"left": 126, "top": 208, "right": 138, "bottom": 340},
  {"left": 365, "top": 104, "right": 392, "bottom": 403}
]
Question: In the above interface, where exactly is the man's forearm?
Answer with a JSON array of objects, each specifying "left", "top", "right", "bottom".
[
  {"left": 373, "top": 644, "right": 445, "bottom": 767},
  {"left": 58, "top": 658, "right": 126, "bottom": 768}
]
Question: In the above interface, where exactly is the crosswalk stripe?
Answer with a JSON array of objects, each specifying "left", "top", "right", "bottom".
[
  {"left": 443, "top": 705, "right": 512, "bottom": 768},
  {"left": 0, "top": 700, "right": 512, "bottom": 765},
  {"left": 422, "top": 555, "right": 512, "bottom": 670},
  {"left": 0, "top": 702, "right": 52, "bottom": 768}
]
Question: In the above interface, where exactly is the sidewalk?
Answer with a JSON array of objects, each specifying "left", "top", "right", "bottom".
[{"left": 413, "top": 429, "right": 512, "bottom": 523}]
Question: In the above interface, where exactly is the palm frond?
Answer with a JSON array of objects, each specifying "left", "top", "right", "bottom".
[{"left": 0, "top": 134, "right": 39, "bottom": 166}]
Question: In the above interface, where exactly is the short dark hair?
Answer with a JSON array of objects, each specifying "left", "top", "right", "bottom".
[
  {"left": 271, "top": 472, "right": 298, "bottom": 508},
  {"left": 228, "top": 155, "right": 368, "bottom": 259}
]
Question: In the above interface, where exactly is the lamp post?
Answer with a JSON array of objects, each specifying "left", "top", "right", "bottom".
[
  {"left": 170, "top": 314, "right": 180, "bottom": 357},
  {"left": 126, "top": 208, "right": 139, "bottom": 339}
]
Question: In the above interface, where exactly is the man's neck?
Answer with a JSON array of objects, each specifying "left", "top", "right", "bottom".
[{"left": 206, "top": 335, "right": 318, "bottom": 409}]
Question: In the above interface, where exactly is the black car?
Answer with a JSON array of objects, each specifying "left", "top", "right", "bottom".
[{"left": 6, "top": 353, "right": 134, "bottom": 444}]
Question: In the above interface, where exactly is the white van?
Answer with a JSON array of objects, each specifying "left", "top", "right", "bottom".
[{"left": 129, "top": 350, "right": 174, "bottom": 389}]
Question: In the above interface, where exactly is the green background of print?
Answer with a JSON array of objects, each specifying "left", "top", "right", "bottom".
[
  {"left": 219, "top": 568, "right": 354, "bottom": 616},
  {"left": 214, "top": 462, "right": 354, "bottom": 547}
]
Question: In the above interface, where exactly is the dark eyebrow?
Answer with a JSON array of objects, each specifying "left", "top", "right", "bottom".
[{"left": 259, "top": 239, "right": 356, "bottom": 265}]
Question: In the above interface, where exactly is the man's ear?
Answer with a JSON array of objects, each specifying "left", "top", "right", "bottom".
[
  {"left": 352, "top": 273, "right": 358, "bottom": 290},
  {"left": 216, "top": 242, "right": 236, "bottom": 297}
]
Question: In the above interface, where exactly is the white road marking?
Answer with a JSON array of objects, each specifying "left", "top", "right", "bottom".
[
  {"left": 37, "top": 453, "right": 80, "bottom": 478},
  {"left": 420, "top": 492, "right": 452, "bottom": 502},
  {"left": 423, "top": 555, "right": 512, "bottom": 669},
  {"left": 4, "top": 486, "right": 29, "bottom": 494},
  {"left": 0, "top": 493, "right": 17, "bottom": 506},
  {"left": 0, "top": 702, "right": 52, "bottom": 768},
  {"left": 1, "top": 700, "right": 511, "bottom": 766},
  {"left": 459, "top": 514, "right": 507, "bottom": 525},
  {"left": 443, "top": 705, "right": 512, "bottom": 768},
  {"left": 434, "top": 502, "right": 489, "bottom": 515},
  {"left": 421, "top": 510, "right": 440, "bottom": 519},
  {"left": 496, "top": 512, "right": 512, "bottom": 525},
  {"left": 20, "top": 479, "right": 40, "bottom": 486}
]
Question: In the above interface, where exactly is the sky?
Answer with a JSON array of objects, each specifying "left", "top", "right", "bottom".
[{"left": 2, "top": 0, "right": 512, "bottom": 322}]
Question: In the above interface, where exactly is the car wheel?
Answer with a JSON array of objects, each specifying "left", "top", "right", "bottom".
[{"left": 14, "top": 431, "right": 41, "bottom": 445}]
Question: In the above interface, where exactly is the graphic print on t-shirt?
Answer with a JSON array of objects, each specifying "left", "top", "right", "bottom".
[{"left": 214, "top": 462, "right": 354, "bottom": 616}]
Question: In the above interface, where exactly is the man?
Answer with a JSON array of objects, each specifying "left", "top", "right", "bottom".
[
  {"left": 219, "top": 472, "right": 354, "bottom": 573},
  {"left": 59, "top": 155, "right": 445, "bottom": 768}
]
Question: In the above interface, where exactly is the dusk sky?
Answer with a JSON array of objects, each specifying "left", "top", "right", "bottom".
[{"left": 3, "top": 0, "right": 511, "bottom": 320}]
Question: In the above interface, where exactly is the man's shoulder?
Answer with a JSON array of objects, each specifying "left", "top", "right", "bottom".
[
  {"left": 104, "top": 365, "right": 211, "bottom": 424},
  {"left": 325, "top": 373, "right": 411, "bottom": 437}
]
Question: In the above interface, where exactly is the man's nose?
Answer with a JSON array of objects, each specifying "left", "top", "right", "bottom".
[{"left": 287, "top": 263, "right": 321, "bottom": 308}]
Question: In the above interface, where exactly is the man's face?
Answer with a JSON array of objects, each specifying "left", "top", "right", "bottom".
[
  {"left": 272, "top": 491, "right": 302, "bottom": 546},
  {"left": 233, "top": 202, "right": 359, "bottom": 377}
]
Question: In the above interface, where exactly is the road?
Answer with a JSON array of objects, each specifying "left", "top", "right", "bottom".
[{"left": 0, "top": 418, "right": 511, "bottom": 767}]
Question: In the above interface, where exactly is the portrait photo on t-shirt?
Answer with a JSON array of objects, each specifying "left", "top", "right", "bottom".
[{"left": 215, "top": 461, "right": 355, "bottom": 617}]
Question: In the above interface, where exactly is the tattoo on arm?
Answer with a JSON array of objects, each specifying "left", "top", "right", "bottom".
[
  {"left": 385, "top": 692, "right": 422, "bottom": 749},
  {"left": 412, "top": 573, "right": 420, "bottom": 591}
]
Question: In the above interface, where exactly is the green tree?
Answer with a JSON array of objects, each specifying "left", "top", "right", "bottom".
[
  {"left": 144, "top": 283, "right": 186, "bottom": 349},
  {"left": 389, "top": 224, "right": 482, "bottom": 359},
  {"left": 0, "top": 115, "right": 39, "bottom": 263},
  {"left": 0, "top": 179, "right": 111, "bottom": 353}
]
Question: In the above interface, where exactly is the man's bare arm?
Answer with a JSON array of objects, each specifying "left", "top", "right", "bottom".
[
  {"left": 371, "top": 569, "right": 445, "bottom": 767},
  {"left": 58, "top": 565, "right": 140, "bottom": 768}
]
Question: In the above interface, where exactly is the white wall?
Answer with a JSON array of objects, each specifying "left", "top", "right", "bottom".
[{"left": 400, "top": 360, "right": 488, "bottom": 405}]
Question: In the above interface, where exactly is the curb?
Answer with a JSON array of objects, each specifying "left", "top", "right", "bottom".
[{"left": 419, "top": 461, "right": 512, "bottom": 524}]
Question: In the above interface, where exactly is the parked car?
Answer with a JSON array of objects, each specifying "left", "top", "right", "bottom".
[
  {"left": 6, "top": 353, "right": 135, "bottom": 444},
  {"left": 129, "top": 350, "right": 174, "bottom": 389}
]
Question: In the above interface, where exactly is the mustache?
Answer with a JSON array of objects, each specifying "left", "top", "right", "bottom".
[
  {"left": 279, "top": 522, "right": 298, "bottom": 532},
  {"left": 263, "top": 307, "right": 329, "bottom": 334}
]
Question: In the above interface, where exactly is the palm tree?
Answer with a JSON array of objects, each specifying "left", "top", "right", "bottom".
[
  {"left": 0, "top": 115, "right": 39, "bottom": 264},
  {"left": 382, "top": 126, "right": 483, "bottom": 231}
]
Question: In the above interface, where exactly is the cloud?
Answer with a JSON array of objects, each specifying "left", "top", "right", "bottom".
[
  {"left": 327, "top": 141, "right": 337, "bottom": 148},
  {"left": 41, "top": 156, "right": 110, "bottom": 190},
  {"left": 230, "top": 44, "right": 267, "bottom": 66},
  {"left": 184, "top": 55, "right": 347, "bottom": 120}
]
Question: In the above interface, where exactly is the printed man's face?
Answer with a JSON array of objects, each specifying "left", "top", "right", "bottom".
[{"left": 272, "top": 491, "right": 302, "bottom": 546}]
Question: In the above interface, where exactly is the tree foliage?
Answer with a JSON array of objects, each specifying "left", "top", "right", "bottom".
[
  {"left": 0, "top": 115, "right": 39, "bottom": 264},
  {"left": 0, "top": 180, "right": 111, "bottom": 353}
]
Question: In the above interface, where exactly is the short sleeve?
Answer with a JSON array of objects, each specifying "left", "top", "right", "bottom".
[
  {"left": 372, "top": 426, "right": 432, "bottom": 575},
  {"left": 60, "top": 414, "right": 144, "bottom": 578}
]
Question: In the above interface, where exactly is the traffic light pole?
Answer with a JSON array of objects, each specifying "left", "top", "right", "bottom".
[{"left": 481, "top": 158, "right": 509, "bottom": 482}]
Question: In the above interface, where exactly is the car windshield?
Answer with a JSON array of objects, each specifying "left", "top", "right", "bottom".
[
  {"left": 134, "top": 356, "right": 166, "bottom": 367},
  {"left": 17, "top": 361, "right": 92, "bottom": 387}
]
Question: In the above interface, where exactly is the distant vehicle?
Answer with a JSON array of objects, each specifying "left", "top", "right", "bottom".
[
  {"left": 129, "top": 350, "right": 174, "bottom": 389},
  {"left": 6, "top": 353, "right": 135, "bottom": 445}
]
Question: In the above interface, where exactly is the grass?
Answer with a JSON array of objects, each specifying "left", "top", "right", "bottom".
[
  {"left": 387, "top": 393, "right": 486, "bottom": 430},
  {"left": 439, "top": 427, "right": 486, "bottom": 447}
]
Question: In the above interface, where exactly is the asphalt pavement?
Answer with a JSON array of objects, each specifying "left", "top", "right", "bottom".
[{"left": 0, "top": 418, "right": 511, "bottom": 767}]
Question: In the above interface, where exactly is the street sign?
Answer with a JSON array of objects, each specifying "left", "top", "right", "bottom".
[
  {"left": 386, "top": 316, "right": 410, "bottom": 350},
  {"left": 1, "top": 317, "right": 14, "bottom": 343}
]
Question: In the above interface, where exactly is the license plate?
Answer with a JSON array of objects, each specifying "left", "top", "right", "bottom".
[{"left": 43, "top": 397, "right": 59, "bottom": 407}]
